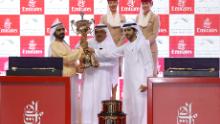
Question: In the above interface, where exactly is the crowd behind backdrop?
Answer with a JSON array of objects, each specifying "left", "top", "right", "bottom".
[{"left": 0, "top": 0, "right": 220, "bottom": 76}]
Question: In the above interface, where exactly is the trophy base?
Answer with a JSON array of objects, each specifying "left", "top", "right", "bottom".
[{"left": 98, "top": 100, "right": 126, "bottom": 124}]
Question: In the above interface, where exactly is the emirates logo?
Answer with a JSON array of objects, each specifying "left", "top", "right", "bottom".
[
  {"left": 24, "top": 101, "right": 44, "bottom": 124},
  {"left": 4, "top": 18, "right": 12, "bottom": 30},
  {"left": 28, "top": 40, "right": 37, "bottom": 50},
  {"left": 177, "top": 102, "right": 198, "bottom": 124},
  {"left": 127, "top": 0, "right": 135, "bottom": 7},
  {"left": 22, "top": 0, "right": 42, "bottom": 12},
  {"left": 171, "top": 38, "right": 193, "bottom": 56},
  {"left": 171, "top": 0, "right": 192, "bottom": 12},
  {"left": 177, "top": 0, "right": 186, "bottom": 7},
  {"left": 177, "top": 40, "right": 186, "bottom": 50},
  {"left": 77, "top": 0, "right": 86, "bottom": 8},
  {"left": 0, "top": 17, "right": 18, "bottom": 33},
  {"left": 196, "top": 15, "right": 219, "bottom": 34},
  {"left": 203, "top": 18, "right": 212, "bottom": 29},
  {"left": 121, "top": 0, "right": 139, "bottom": 13},
  {"left": 28, "top": 0, "right": 37, "bottom": 8},
  {"left": 71, "top": 0, "right": 92, "bottom": 13},
  {"left": 22, "top": 39, "right": 43, "bottom": 56}
]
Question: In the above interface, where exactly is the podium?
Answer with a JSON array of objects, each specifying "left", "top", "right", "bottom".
[
  {"left": 0, "top": 76, "right": 71, "bottom": 124},
  {"left": 148, "top": 78, "right": 220, "bottom": 124}
]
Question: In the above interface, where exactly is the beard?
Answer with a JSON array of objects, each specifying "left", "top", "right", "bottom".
[
  {"left": 125, "top": 33, "right": 136, "bottom": 42},
  {"left": 125, "top": 34, "right": 133, "bottom": 40},
  {"left": 54, "top": 33, "right": 65, "bottom": 40}
]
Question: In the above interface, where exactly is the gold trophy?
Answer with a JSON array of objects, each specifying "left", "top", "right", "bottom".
[{"left": 71, "top": 12, "right": 98, "bottom": 69}]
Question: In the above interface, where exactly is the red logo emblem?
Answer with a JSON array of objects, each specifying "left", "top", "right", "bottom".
[
  {"left": 119, "top": 0, "right": 141, "bottom": 14},
  {"left": 70, "top": 0, "right": 94, "bottom": 14},
  {"left": 20, "top": 36, "right": 45, "bottom": 57},
  {"left": 170, "top": 0, "right": 194, "bottom": 14},
  {"left": 195, "top": 15, "right": 220, "bottom": 36},
  {"left": 170, "top": 36, "right": 194, "bottom": 57},
  {"left": 20, "top": 0, "right": 44, "bottom": 14},
  {"left": 0, "top": 15, "right": 19, "bottom": 36}
]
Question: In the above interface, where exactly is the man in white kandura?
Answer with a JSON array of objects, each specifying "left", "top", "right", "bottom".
[
  {"left": 93, "top": 22, "right": 154, "bottom": 124},
  {"left": 49, "top": 19, "right": 83, "bottom": 124},
  {"left": 82, "top": 24, "right": 119, "bottom": 124}
]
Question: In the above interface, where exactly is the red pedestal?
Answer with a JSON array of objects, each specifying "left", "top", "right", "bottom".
[
  {"left": 148, "top": 77, "right": 220, "bottom": 124},
  {"left": 0, "top": 76, "right": 71, "bottom": 124}
]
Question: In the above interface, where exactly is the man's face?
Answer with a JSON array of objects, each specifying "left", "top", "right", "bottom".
[
  {"left": 95, "top": 29, "right": 107, "bottom": 43},
  {"left": 108, "top": 1, "right": 118, "bottom": 13},
  {"left": 54, "top": 24, "right": 65, "bottom": 40},
  {"left": 142, "top": 2, "right": 152, "bottom": 13},
  {"left": 123, "top": 27, "right": 136, "bottom": 41}
]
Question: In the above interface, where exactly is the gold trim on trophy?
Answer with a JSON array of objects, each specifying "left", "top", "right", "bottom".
[{"left": 70, "top": 11, "right": 98, "bottom": 69}]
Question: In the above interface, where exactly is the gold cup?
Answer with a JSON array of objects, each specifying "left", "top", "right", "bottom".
[{"left": 71, "top": 12, "right": 98, "bottom": 68}]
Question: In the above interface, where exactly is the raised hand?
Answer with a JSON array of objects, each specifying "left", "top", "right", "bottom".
[
  {"left": 139, "top": 84, "right": 148, "bottom": 92},
  {"left": 76, "top": 64, "right": 85, "bottom": 73}
]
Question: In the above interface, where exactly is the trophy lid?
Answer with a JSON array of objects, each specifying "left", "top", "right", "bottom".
[{"left": 71, "top": 11, "right": 94, "bottom": 34}]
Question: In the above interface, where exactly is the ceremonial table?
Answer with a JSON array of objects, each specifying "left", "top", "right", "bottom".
[
  {"left": 148, "top": 77, "right": 220, "bottom": 124},
  {"left": 0, "top": 76, "right": 71, "bottom": 124}
]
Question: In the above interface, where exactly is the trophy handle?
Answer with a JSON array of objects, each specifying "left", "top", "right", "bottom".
[
  {"left": 70, "top": 20, "right": 78, "bottom": 34},
  {"left": 89, "top": 19, "right": 95, "bottom": 34}
]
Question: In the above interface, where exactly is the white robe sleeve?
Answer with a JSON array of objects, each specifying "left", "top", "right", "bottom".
[
  {"left": 98, "top": 61, "right": 114, "bottom": 67},
  {"left": 89, "top": 39, "right": 117, "bottom": 67},
  {"left": 95, "top": 44, "right": 126, "bottom": 59},
  {"left": 95, "top": 50, "right": 118, "bottom": 67},
  {"left": 94, "top": 44, "right": 124, "bottom": 86},
  {"left": 140, "top": 40, "right": 154, "bottom": 86}
]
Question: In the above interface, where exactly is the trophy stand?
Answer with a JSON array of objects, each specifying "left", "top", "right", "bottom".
[
  {"left": 71, "top": 12, "right": 98, "bottom": 69},
  {"left": 98, "top": 100, "right": 126, "bottom": 124}
]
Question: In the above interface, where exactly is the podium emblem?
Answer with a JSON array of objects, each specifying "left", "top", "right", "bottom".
[
  {"left": 177, "top": 102, "right": 198, "bottom": 124},
  {"left": 24, "top": 101, "right": 44, "bottom": 124}
]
